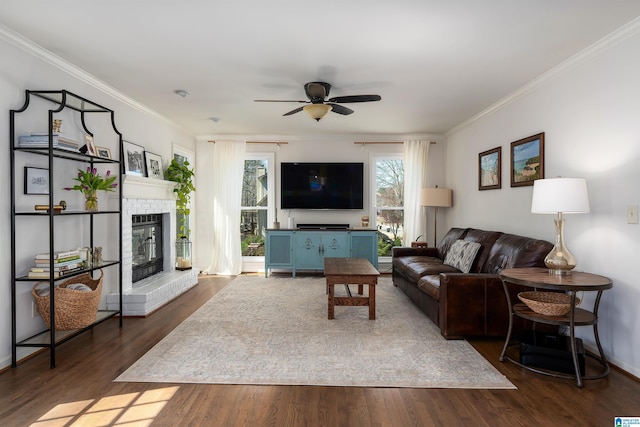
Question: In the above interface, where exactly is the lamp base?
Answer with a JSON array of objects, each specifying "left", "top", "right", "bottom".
[
  {"left": 544, "top": 216, "right": 576, "bottom": 275},
  {"left": 546, "top": 267, "right": 573, "bottom": 276}
]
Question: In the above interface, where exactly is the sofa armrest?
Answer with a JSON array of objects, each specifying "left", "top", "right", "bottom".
[
  {"left": 391, "top": 246, "right": 439, "bottom": 258},
  {"left": 438, "top": 273, "right": 507, "bottom": 339}
]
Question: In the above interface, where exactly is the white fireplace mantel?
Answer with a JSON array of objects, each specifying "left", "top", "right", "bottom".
[{"left": 123, "top": 175, "right": 176, "bottom": 200}]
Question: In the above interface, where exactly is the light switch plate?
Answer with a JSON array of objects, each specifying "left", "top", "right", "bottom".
[{"left": 628, "top": 205, "right": 638, "bottom": 224}]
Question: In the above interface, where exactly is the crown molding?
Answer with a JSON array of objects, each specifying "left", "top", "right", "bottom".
[
  {"left": 0, "top": 23, "right": 186, "bottom": 132},
  {"left": 446, "top": 16, "right": 640, "bottom": 137}
]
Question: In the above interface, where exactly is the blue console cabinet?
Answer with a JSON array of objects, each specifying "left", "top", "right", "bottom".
[{"left": 265, "top": 229, "right": 378, "bottom": 277}]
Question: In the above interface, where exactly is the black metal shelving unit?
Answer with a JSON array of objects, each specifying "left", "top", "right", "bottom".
[{"left": 10, "top": 90, "right": 123, "bottom": 368}]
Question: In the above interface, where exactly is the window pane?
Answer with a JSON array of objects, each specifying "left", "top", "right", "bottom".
[
  {"left": 241, "top": 209, "right": 266, "bottom": 256},
  {"left": 375, "top": 158, "right": 404, "bottom": 256},
  {"left": 242, "top": 160, "right": 268, "bottom": 207},
  {"left": 377, "top": 209, "right": 404, "bottom": 256},
  {"left": 376, "top": 159, "right": 404, "bottom": 207}
]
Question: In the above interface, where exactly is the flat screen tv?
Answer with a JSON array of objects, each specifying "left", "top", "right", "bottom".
[{"left": 281, "top": 162, "right": 364, "bottom": 209}]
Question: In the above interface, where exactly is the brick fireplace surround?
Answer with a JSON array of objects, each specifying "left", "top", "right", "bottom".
[{"left": 106, "top": 175, "right": 199, "bottom": 316}]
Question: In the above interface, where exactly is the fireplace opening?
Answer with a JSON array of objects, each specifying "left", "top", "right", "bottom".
[{"left": 132, "top": 214, "right": 163, "bottom": 283}]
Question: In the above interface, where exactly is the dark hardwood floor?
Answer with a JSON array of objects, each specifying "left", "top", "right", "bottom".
[{"left": 2, "top": 275, "right": 639, "bottom": 426}]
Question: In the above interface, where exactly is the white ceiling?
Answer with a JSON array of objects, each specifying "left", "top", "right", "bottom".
[{"left": 2, "top": 1, "right": 640, "bottom": 137}]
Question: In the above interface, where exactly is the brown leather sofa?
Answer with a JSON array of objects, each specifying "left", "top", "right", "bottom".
[{"left": 392, "top": 227, "right": 553, "bottom": 339}]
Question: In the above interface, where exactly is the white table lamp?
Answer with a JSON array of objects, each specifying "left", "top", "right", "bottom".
[{"left": 531, "top": 177, "right": 590, "bottom": 275}]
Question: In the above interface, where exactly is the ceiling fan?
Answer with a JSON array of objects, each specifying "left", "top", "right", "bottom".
[{"left": 255, "top": 82, "right": 381, "bottom": 121}]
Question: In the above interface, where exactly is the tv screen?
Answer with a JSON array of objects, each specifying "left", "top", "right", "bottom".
[{"left": 281, "top": 162, "right": 364, "bottom": 209}]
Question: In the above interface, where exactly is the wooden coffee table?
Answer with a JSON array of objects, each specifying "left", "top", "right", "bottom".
[{"left": 324, "top": 257, "right": 380, "bottom": 320}]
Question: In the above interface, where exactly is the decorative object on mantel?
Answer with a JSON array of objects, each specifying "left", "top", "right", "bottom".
[
  {"left": 144, "top": 151, "right": 164, "bottom": 180},
  {"left": 420, "top": 186, "right": 453, "bottom": 247},
  {"left": 175, "top": 236, "right": 192, "bottom": 270},
  {"left": 64, "top": 167, "right": 118, "bottom": 212},
  {"left": 165, "top": 158, "right": 196, "bottom": 237},
  {"left": 123, "top": 140, "right": 146, "bottom": 176},
  {"left": 531, "top": 177, "right": 590, "bottom": 275}
]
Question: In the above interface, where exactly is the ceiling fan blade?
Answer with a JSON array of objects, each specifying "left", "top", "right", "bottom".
[
  {"left": 283, "top": 106, "right": 305, "bottom": 116},
  {"left": 328, "top": 95, "right": 381, "bottom": 103},
  {"left": 254, "top": 99, "right": 307, "bottom": 103},
  {"left": 327, "top": 103, "right": 354, "bottom": 115}
]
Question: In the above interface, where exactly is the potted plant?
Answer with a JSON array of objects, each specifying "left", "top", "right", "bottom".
[
  {"left": 64, "top": 167, "right": 118, "bottom": 212},
  {"left": 165, "top": 158, "right": 196, "bottom": 238}
]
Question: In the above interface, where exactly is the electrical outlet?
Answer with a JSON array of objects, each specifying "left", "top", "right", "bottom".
[{"left": 628, "top": 205, "right": 638, "bottom": 224}]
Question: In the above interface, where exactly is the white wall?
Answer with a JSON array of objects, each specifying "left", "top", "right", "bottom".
[
  {"left": 0, "top": 34, "right": 195, "bottom": 369},
  {"left": 445, "top": 29, "right": 640, "bottom": 377},
  {"left": 193, "top": 136, "right": 447, "bottom": 271}
]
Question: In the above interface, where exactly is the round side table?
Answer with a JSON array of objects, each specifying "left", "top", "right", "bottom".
[{"left": 499, "top": 267, "right": 612, "bottom": 387}]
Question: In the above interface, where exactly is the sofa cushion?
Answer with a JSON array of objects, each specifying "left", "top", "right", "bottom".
[
  {"left": 461, "top": 229, "right": 503, "bottom": 273},
  {"left": 483, "top": 233, "right": 553, "bottom": 273},
  {"left": 443, "top": 240, "right": 482, "bottom": 273},
  {"left": 417, "top": 275, "right": 441, "bottom": 300},
  {"left": 436, "top": 228, "right": 468, "bottom": 260},
  {"left": 392, "top": 256, "right": 460, "bottom": 282}
]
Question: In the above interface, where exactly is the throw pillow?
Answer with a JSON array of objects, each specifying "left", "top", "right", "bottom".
[{"left": 443, "top": 240, "right": 482, "bottom": 273}]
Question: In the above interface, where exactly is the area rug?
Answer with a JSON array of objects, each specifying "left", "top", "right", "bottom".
[{"left": 116, "top": 275, "right": 515, "bottom": 389}]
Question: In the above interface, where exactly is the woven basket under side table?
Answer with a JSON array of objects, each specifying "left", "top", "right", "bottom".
[{"left": 518, "top": 291, "right": 580, "bottom": 316}]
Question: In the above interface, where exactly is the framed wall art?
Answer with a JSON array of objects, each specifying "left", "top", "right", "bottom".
[
  {"left": 24, "top": 167, "right": 49, "bottom": 195},
  {"left": 144, "top": 151, "right": 164, "bottom": 180},
  {"left": 510, "top": 132, "right": 544, "bottom": 187},
  {"left": 123, "top": 141, "right": 146, "bottom": 176},
  {"left": 95, "top": 146, "right": 112, "bottom": 159},
  {"left": 478, "top": 147, "right": 501, "bottom": 190}
]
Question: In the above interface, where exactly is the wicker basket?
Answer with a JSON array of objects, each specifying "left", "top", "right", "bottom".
[
  {"left": 32, "top": 270, "right": 103, "bottom": 330},
  {"left": 518, "top": 291, "right": 580, "bottom": 316}
]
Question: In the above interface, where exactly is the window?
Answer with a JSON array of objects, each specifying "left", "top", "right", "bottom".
[
  {"left": 240, "top": 153, "right": 274, "bottom": 256},
  {"left": 372, "top": 154, "right": 404, "bottom": 257}
]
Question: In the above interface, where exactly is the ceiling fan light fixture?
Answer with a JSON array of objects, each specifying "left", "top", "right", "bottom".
[{"left": 303, "top": 104, "right": 332, "bottom": 121}]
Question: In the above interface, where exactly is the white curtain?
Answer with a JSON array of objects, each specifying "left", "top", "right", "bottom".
[
  {"left": 203, "top": 140, "right": 246, "bottom": 275},
  {"left": 403, "top": 140, "right": 430, "bottom": 245}
]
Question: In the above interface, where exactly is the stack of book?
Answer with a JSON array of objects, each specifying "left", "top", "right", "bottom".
[
  {"left": 27, "top": 249, "right": 83, "bottom": 279},
  {"left": 17, "top": 133, "right": 79, "bottom": 151}
]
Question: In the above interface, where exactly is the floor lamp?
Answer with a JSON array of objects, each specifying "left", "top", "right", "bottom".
[{"left": 421, "top": 187, "right": 453, "bottom": 247}]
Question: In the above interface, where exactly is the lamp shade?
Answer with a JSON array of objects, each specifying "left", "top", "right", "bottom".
[
  {"left": 303, "top": 104, "right": 332, "bottom": 121},
  {"left": 420, "top": 187, "right": 453, "bottom": 207},
  {"left": 531, "top": 178, "right": 590, "bottom": 214}
]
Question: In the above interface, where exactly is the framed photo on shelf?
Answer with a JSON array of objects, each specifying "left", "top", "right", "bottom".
[
  {"left": 144, "top": 151, "right": 164, "bottom": 180},
  {"left": 84, "top": 134, "right": 97, "bottom": 156},
  {"left": 123, "top": 141, "right": 146, "bottom": 176},
  {"left": 24, "top": 167, "right": 49, "bottom": 195},
  {"left": 510, "top": 132, "right": 544, "bottom": 187},
  {"left": 478, "top": 147, "right": 501, "bottom": 190},
  {"left": 95, "top": 146, "right": 112, "bottom": 159}
]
